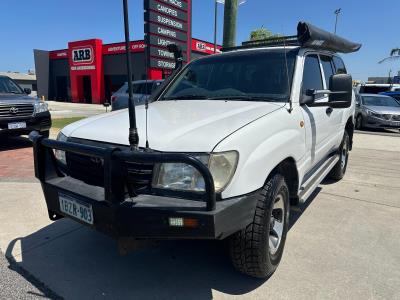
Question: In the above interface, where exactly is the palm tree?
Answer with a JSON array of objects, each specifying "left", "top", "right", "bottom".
[
  {"left": 390, "top": 48, "right": 400, "bottom": 56},
  {"left": 379, "top": 48, "right": 400, "bottom": 64}
]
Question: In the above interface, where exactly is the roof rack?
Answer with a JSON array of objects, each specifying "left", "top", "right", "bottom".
[{"left": 222, "top": 22, "right": 362, "bottom": 54}]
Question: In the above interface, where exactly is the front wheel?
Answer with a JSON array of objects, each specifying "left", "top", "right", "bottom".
[
  {"left": 229, "top": 174, "right": 290, "bottom": 278},
  {"left": 355, "top": 115, "right": 363, "bottom": 130},
  {"left": 328, "top": 131, "right": 350, "bottom": 181}
]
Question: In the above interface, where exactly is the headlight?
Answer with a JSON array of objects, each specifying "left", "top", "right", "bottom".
[
  {"left": 365, "top": 109, "right": 382, "bottom": 119},
  {"left": 153, "top": 151, "right": 238, "bottom": 193},
  {"left": 34, "top": 101, "right": 48, "bottom": 114},
  {"left": 54, "top": 132, "right": 68, "bottom": 165}
]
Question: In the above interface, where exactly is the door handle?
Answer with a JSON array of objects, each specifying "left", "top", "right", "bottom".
[{"left": 326, "top": 107, "right": 333, "bottom": 115}]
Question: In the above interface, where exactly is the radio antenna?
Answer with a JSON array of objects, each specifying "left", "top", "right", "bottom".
[
  {"left": 123, "top": 0, "right": 139, "bottom": 150},
  {"left": 144, "top": 42, "right": 150, "bottom": 150}
]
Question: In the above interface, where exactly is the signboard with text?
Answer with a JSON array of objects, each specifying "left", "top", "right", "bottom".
[{"left": 144, "top": 0, "right": 191, "bottom": 71}]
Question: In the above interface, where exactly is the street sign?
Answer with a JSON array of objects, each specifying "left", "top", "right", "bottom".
[{"left": 144, "top": 0, "right": 191, "bottom": 71}]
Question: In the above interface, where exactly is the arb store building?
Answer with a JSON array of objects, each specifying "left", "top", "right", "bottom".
[{"left": 34, "top": 0, "right": 220, "bottom": 104}]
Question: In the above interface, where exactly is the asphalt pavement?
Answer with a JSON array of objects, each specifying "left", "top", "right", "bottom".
[{"left": 0, "top": 132, "right": 399, "bottom": 299}]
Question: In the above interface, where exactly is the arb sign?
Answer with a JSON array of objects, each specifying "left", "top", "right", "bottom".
[{"left": 72, "top": 47, "right": 94, "bottom": 64}]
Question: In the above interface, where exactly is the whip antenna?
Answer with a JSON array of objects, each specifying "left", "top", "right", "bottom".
[{"left": 123, "top": 0, "right": 139, "bottom": 150}]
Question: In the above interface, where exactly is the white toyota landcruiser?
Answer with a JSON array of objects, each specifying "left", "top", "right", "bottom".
[{"left": 31, "top": 22, "right": 361, "bottom": 278}]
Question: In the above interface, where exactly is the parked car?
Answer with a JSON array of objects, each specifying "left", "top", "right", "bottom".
[
  {"left": 355, "top": 83, "right": 400, "bottom": 95},
  {"left": 379, "top": 91, "right": 400, "bottom": 102},
  {"left": 30, "top": 22, "right": 358, "bottom": 278},
  {"left": 111, "top": 80, "right": 163, "bottom": 111},
  {"left": 355, "top": 93, "right": 400, "bottom": 130},
  {"left": 0, "top": 75, "right": 51, "bottom": 137}
]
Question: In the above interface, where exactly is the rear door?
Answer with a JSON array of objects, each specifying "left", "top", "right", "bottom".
[{"left": 300, "top": 54, "right": 334, "bottom": 169}]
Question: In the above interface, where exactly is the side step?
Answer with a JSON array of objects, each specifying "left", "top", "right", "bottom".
[{"left": 298, "top": 154, "right": 339, "bottom": 203}]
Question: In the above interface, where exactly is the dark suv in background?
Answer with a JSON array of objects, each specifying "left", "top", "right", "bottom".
[{"left": 0, "top": 75, "right": 51, "bottom": 137}]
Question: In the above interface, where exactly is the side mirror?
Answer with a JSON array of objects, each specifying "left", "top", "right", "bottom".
[
  {"left": 24, "top": 88, "right": 31, "bottom": 95},
  {"left": 328, "top": 74, "right": 352, "bottom": 108}
]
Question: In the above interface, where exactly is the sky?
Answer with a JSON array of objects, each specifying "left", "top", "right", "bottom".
[{"left": 0, "top": 0, "right": 399, "bottom": 81}]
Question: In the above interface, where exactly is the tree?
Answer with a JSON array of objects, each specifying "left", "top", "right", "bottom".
[
  {"left": 390, "top": 48, "right": 400, "bottom": 57},
  {"left": 379, "top": 47, "right": 400, "bottom": 64},
  {"left": 249, "top": 27, "right": 282, "bottom": 41},
  {"left": 250, "top": 27, "right": 273, "bottom": 41}
]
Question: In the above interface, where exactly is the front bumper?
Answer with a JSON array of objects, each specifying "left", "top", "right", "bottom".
[
  {"left": 0, "top": 112, "right": 51, "bottom": 135},
  {"left": 31, "top": 133, "right": 257, "bottom": 240},
  {"left": 365, "top": 115, "right": 400, "bottom": 129}
]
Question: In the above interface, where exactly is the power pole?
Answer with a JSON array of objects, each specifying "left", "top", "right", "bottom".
[{"left": 223, "top": 0, "right": 238, "bottom": 48}]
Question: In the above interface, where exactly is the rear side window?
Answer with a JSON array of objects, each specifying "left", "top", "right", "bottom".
[
  {"left": 302, "top": 55, "right": 324, "bottom": 96},
  {"left": 333, "top": 56, "right": 347, "bottom": 74},
  {"left": 320, "top": 55, "right": 335, "bottom": 89}
]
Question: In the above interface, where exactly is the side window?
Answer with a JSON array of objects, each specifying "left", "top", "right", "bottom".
[
  {"left": 320, "top": 55, "right": 335, "bottom": 89},
  {"left": 333, "top": 56, "right": 347, "bottom": 74},
  {"left": 302, "top": 55, "right": 324, "bottom": 98}
]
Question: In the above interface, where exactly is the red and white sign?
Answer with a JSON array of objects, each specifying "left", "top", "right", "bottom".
[
  {"left": 192, "top": 39, "right": 221, "bottom": 54},
  {"left": 102, "top": 41, "right": 146, "bottom": 55},
  {"left": 49, "top": 50, "right": 68, "bottom": 60},
  {"left": 71, "top": 46, "right": 94, "bottom": 65}
]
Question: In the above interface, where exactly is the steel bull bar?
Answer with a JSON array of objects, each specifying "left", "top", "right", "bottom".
[{"left": 29, "top": 131, "right": 217, "bottom": 211}]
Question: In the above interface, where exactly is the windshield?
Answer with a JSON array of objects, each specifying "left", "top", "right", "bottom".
[
  {"left": 161, "top": 49, "right": 297, "bottom": 102},
  {"left": 362, "top": 96, "right": 400, "bottom": 107},
  {"left": 0, "top": 77, "right": 24, "bottom": 94}
]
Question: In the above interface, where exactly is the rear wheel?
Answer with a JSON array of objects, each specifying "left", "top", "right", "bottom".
[
  {"left": 329, "top": 131, "right": 350, "bottom": 181},
  {"left": 229, "top": 174, "right": 289, "bottom": 278}
]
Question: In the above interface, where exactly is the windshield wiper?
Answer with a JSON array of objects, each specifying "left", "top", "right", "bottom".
[{"left": 163, "top": 95, "right": 209, "bottom": 100}]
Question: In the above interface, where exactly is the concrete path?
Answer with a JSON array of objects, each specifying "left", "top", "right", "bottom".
[
  {"left": 47, "top": 101, "right": 108, "bottom": 119},
  {"left": 0, "top": 133, "right": 399, "bottom": 299}
]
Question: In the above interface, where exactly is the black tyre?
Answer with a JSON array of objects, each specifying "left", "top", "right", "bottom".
[
  {"left": 328, "top": 130, "right": 350, "bottom": 181},
  {"left": 229, "top": 174, "right": 290, "bottom": 278},
  {"left": 355, "top": 115, "right": 363, "bottom": 130}
]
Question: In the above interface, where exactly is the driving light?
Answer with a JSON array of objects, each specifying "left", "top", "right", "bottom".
[
  {"left": 55, "top": 132, "right": 68, "bottom": 165},
  {"left": 34, "top": 101, "right": 48, "bottom": 114},
  {"left": 168, "top": 217, "right": 199, "bottom": 228},
  {"left": 153, "top": 151, "right": 238, "bottom": 193}
]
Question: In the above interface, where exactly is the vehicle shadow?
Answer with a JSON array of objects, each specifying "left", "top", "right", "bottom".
[
  {"left": 4, "top": 189, "right": 321, "bottom": 300},
  {"left": 0, "top": 136, "right": 32, "bottom": 151}
]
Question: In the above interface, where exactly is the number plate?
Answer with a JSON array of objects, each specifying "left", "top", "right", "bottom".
[
  {"left": 59, "top": 193, "right": 94, "bottom": 225},
  {"left": 8, "top": 122, "right": 26, "bottom": 129}
]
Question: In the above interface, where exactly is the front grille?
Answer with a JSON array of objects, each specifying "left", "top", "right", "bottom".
[
  {"left": 0, "top": 104, "right": 34, "bottom": 118},
  {"left": 66, "top": 152, "right": 104, "bottom": 187},
  {"left": 392, "top": 115, "right": 400, "bottom": 121},
  {"left": 66, "top": 152, "right": 155, "bottom": 194}
]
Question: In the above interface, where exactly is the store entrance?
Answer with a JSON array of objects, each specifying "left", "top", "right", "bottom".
[
  {"left": 55, "top": 76, "right": 69, "bottom": 101},
  {"left": 82, "top": 76, "right": 92, "bottom": 103}
]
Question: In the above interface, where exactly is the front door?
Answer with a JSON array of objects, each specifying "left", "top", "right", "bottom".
[
  {"left": 82, "top": 76, "right": 92, "bottom": 104},
  {"left": 300, "top": 54, "right": 335, "bottom": 172}
]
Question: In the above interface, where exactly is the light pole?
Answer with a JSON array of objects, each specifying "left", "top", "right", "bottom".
[
  {"left": 334, "top": 8, "right": 341, "bottom": 34},
  {"left": 214, "top": 0, "right": 218, "bottom": 53}
]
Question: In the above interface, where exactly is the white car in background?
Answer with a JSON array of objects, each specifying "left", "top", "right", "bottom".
[{"left": 111, "top": 80, "right": 163, "bottom": 111}]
